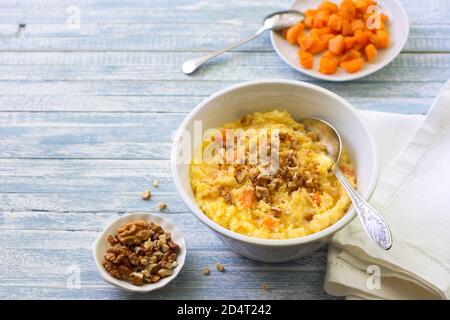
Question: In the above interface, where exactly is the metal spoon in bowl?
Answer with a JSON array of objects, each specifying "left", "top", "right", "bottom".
[
  {"left": 182, "top": 10, "right": 304, "bottom": 75},
  {"left": 300, "top": 117, "right": 392, "bottom": 250}
]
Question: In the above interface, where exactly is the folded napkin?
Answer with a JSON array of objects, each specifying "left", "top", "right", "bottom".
[{"left": 325, "top": 80, "right": 450, "bottom": 300}]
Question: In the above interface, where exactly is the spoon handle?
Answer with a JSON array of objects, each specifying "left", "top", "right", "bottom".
[
  {"left": 182, "top": 27, "right": 267, "bottom": 75},
  {"left": 335, "top": 168, "right": 392, "bottom": 250}
]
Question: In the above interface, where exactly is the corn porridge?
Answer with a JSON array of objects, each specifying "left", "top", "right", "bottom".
[{"left": 189, "top": 110, "right": 356, "bottom": 239}]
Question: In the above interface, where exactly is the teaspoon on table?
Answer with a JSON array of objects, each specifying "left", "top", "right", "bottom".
[
  {"left": 300, "top": 117, "right": 393, "bottom": 250},
  {"left": 182, "top": 10, "right": 304, "bottom": 75}
]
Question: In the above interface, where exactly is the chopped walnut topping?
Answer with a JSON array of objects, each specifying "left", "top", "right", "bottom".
[
  {"left": 254, "top": 186, "right": 270, "bottom": 202},
  {"left": 209, "top": 116, "right": 338, "bottom": 221},
  {"left": 222, "top": 192, "right": 232, "bottom": 204},
  {"left": 307, "top": 131, "right": 318, "bottom": 142},
  {"left": 215, "top": 262, "right": 225, "bottom": 272},
  {"left": 240, "top": 114, "right": 253, "bottom": 126},
  {"left": 287, "top": 181, "right": 298, "bottom": 193},
  {"left": 270, "top": 207, "right": 282, "bottom": 218},
  {"left": 141, "top": 190, "right": 151, "bottom": 201},
  {"left": 234, "top": 169, "right": 247, "bottom": 184},
  {"left": 203, "top": 267, "right": 210, "bottom": 276},
  {"left": 157, "top": 201, "right": 167, "bottom": 211},
  {"left": 102, "top": 220, "right": 180, "bottom": 286},
  {"left": 219, "top": 187, "right": 232, "bottom": 204},
  {"left": 279, "top": 132, "right": 289, "bottom": 141}
]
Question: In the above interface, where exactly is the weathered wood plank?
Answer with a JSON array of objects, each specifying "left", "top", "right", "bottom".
[
  {"left": 0, "top": 0, "right": 448, "bottom": 52},
  {"left": 0, "top": 23, "right": 448, "bottom": 52},
  {"left": 0, "top": 53, "right": 447, "bottom": 82},
  {"left": 0, "top": 99, "right": 437, "bottom": 161},
  {"left": 0, "top": 227, "right": 333, "bottom": 299},
  {"left": 0, "top": 80, "right": 444, "bottom": 98},
  {"left": 0, "top": 95, "right": 434, "bottom": 114},
  {"left": 0, "top": 192, "right": 188, "bottom": 213},
  {"left": 0, "top": 0, "right": 445, "bottom": 301},
  {"left": 0, "top": 0, "right": 447, "bottom": 26}
]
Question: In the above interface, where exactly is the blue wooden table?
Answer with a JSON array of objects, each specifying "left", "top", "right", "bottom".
[{"left": 0, "top": 0, "right": 449, "bottom": 300}]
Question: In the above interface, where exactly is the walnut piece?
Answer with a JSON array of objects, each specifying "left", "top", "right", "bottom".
[
  {"left": 141, "top": 190, "right": 151, "bottom": 201},
  {"left": 117, "top": 220, "right": 151, "bottom": 245},
  {"left": 102, "top": 219, "right": 180, "bottom": 286},
  {"left": 215, "top": 262, "right": 225, "bottom": 272},
  {"left": 157, "top": 201, "right": 167, "bottom": 211},
  {"left": 261, "top": 283, "right": 270, "bottom": 290}
]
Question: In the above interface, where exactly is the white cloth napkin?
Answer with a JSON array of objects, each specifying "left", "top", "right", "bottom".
[{"left": 325, "top": 80, "right": 450, "bottom": 300}]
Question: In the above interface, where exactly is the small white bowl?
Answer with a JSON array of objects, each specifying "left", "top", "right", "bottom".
[
  {"left": 171, "top": 79, "right": 379, "bottom": 263},
  {"left": 92, "top": 212, "right": 186, "bottom": 293},
  {"left": 271, "top": 0, "right": 409, "bottom": 81}
]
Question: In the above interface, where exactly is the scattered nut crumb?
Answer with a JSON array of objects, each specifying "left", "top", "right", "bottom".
[
  {"left": 153, "top": 179, "right": 159, "bottom": 187},
  {"left": 261, "top": 283, "right": 269, "bottom": 290},
  {"left": 215, "top": 262, "right": 225, "bottom": 272},
  {"left": 203, "top": 267, "right": 210, "bottom": 276},
  {"left": 141, "top": 190, "right": 151, "bottom": 201},
  {"left": 157, "top": 201, "right": 167, "bottom": 211}
]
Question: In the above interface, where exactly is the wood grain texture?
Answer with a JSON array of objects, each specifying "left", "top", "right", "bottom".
[{"left": 0, "top": 0, "right": 448, "bottom": 300}]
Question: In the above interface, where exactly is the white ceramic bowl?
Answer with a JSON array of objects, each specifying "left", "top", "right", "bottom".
[
  {"left": 171, "top": 79, "right": 379, "bottom": 262},
  {"left": 92, "top": 212, "right": 186, "bottom": 293},
  {"left": 271, "top": 0, "right": 409, "bottom": 81}
]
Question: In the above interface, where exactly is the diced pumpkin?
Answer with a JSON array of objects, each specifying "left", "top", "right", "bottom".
[
  {"left": 340, "top": 164, "right": 357, "bottom": 180},
  {"left": 341, "top": 57, "right": 364, "bottom": 73},
  {"left": 280, "top": 0, "right": 389, "bottom": 76},
  {"left": 344, "top": 36, "right": 356, "bottom": 50},
  {"left": 322, "top": 50, "right": 339, "bottom": 60},
  {"left": 354, "top": 0, "right": 370, "bottom": 14},
  {"left": 327, "top": 14, "right": 343, "bottom": 32},
  {"left": 240, "top": 187, "right": 256, "bottom": 209},
  {"left": 351, "top": 19, "right": 365, "bottom": 33},
  {"left": 319, "top": 56, "right": 339, "bottom": 74},
  {"left": 315, "top": 10, "right": 331, "bottom": 22},
  {"left": 311, "top": 27, "right": 334, "bottom": 37},
  {"left": 339, "top": 0, "right": 356, "bottom": 20},
  {"left": 353, "top": 30, "right": 371, "bottom": 49},
  {"left": 298, "top": 50, "right": 314, "bottom": 69},
  {"left": 341, "top": 19, "right": 353, "bottom": 36},
  {"left": 340, "top": 49, "right": 362, "bottom": 62},
  {"left": 299, "top": 34, "right": 314, "bottom": 51},
  {"left": 262, "top": 215, "right": 278, "bottom": 229},
  {"left": 329, "top": 34, "right": 345, "bottom": 55},
  {"left": 318, "top": 1, "right": 339, "bottom": 13},
  {"left": 304, "top": 9, "right": 317, "bottom": 17},
  {"left": 364, "top": 43, "right": 378, "bottom": 62},
  {"left": 286, "top": 22, "right": 305, "bottom": 45},
  {"left": 309, "top": 35, "right": 326, "bottom": 54},
  {"left": 375, "top": 29, "right": 389, "bottom": 48},
  {"left": 304, "top": 16, "right": 314, "bottom": 29},
  {"left": 320, "top": 33, "right": 335, "bottom": 47},
  {"left": 313, "top": 10, "right": 330, "bottom": 28},
  {"left": 369, "top": 29, "right": 389, "bottom": 48}
]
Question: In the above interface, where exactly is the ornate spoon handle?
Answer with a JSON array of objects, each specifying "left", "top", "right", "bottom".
[{"left": 335, "top": 168, "right": 392, "bottom": 250}]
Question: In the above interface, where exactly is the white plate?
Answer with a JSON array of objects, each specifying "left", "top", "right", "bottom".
[
  {"left": 92, "top": 212, "right": 186, "bottom": 293},
  {"left": 270, "top": 0, "right": 409, "bottom": 81}
]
